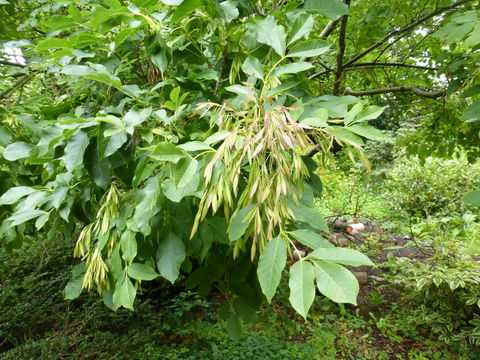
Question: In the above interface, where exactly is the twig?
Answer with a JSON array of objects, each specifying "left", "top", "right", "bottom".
[
  {"left": 0, "top": 60, "right": 25, "bottom": 68},
  {"left": 319, "top": 20, "right": 339, "bottom": 40},
  {"left": 343, "top": 0, "right": 475, "bottom": 67},
  {"left": 0, "top": 72, "right": 38, "bottom": 100},
  {"left": 344, "top": 85, "right": 446, "bottom": 98},
  {"left": 333, "top": 0, "right": 351, "bottom": 95},
  {"left": 346, "top": 62, "right": 439, "bottom": 71}
]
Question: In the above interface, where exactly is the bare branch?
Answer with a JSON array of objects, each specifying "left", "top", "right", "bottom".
[
  {"left": 347, "top": 62, "right": 439, "bottom": 71},
  {"left": 344, "top": 85, "right": 446, "bottom": 98},
  {"left": 333, "top": 0, "right": 351, "bottom": 95},
  {"left": 309, "top": 61, "right": 439, "bottom": 80},
  {"left": 0, "top": 60, "right": 25, "bottom": 68},
  {"left": 320, "top": 20, "right": 339, "bottom": 40},
  {"left": 0, "top": 73, "right": 37, "bottom": 100},
  {"left": 308, "top": 69, "right": 332, "bottom": 80},
  {"left": 343, "top": 0, "right": 475, "bottom": 67},
  {"left": 306, "top": 146, "right": 320, "bottom": 157}
]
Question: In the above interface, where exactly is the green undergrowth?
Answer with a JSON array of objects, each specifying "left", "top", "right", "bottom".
[
  {"left": 317, "top": 155, "right": 480, "bottom": 254},
  {"left": 1, "top": 237, "right": 478, "bottom": 359}
]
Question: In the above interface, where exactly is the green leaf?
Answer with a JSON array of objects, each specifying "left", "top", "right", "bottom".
[
  {"left": 171, "top": 0, "right": 204, "bottom": 22},
  {"left": 205, "top": 131, "right": 231, "bottom": 145},
  {"left": 161, "top": 176, "right": 201, "bottom": 202},
  {"left": 304, "top": 0, "right": 349, "bottom": 21},
  {"left": 3, "top": 142, "right": 33, "bottom": 161},
  {"left": 463, "top": 190, "right": 480, "bottom": 206},
  {"left": 461, "top": 101, "right": 480, "bottom": 122},
  {"left": 254, "top": 16, "right": 286, "bottom": 57},
  {"left": 242, "top": 56, "right": 264, "bottom": 80},
  {"left": 178, "top": 141, "right": 213, "bottom": 151},
  {"left": 132, "top": 176, "right": 162, "bottom": 235},
  {"left": 266, "top": 81, "right": 299, "bottom": 97},
  {"left": 308, "top": 174, "right": 323, "bottom": 198},
  {"left": 64, "top": 275, "right": 84, "bottom": 300},
  {"left": 46, "top": 15, "right": 75, "bottom": 30},
  {"left": 151, "top": 51, "right": 168, "bottom": 73},
  {"left": 288, "top": 14, "right": 315, "bottom": 45},
  {"left": 128, "top": 263, "right": 160, "bottom": 281},
  {"left": 0, "top": 1, "right": 10, "bottom": 5},
  {"left": 174, "top": 157, "right": 198, "bottom": 188},
  {"left": 52, "top": 186, "right": 69, "bottom": 209},
  {"left": 150, "top": 142, "right": 187, "bottom": 163},
  {"left": 226, "top": 85, "right": 254, "bottom": 97},
  {"left": 36, "top": 38, "right": 73, "bottom": 51},
  {"left": 290, "top": 229, "right": 333, "bottom": 249},
  {"left": 352, "top": 106, "right": 386, "bottom": 124},
  {"left": 35, "top": 213, "right": 49, "bottom": 230},
  {"left": 62, "top": 64, "right": 92, "bottom": 76},
  {"left": 288, "top": 261, "right": 316, "bottom": 319},
  {"left": 156, "top": 232, "right": 186, "bottom": 283},
  {"left": 104, "top": 0, "right": 122, "bottom": 8},
  {"left": 124, "top": 108, "right": 152, "bottom": 135},
  {"left": 114, "top": 276, "right": 136, "bottom": 310},
  {"left": 120, "top": 230, "right": 137, "bottom": 264},
  {"left": 348, "top": 124, "right": 386, "bottom": 141},
  {"left": 0, "top": 187, "right": 37, "bottom": 205},
  {"left": 287, "top": 40, "right": 330, "bottom": 58},
  {"left": 273, "top": 62, "right": 313, "bottom": 77},
  {"left": 7, "top": 209, "right": 47, "bottom": 226},
  {"left": 344, "top": 102, "right": 363, "bottom": 125},
  {"left": 218, "top": 1, "right": 239, "bottom": 23},
  {"left": 105, "top": 131, "right": 128, "bottom": 157},
  {"left": 312, "top": 260, "right": 359, "bottom": 304},
  {"left": 257, "top": 237, "right": 287, "bottom": 302},
  {"left": 300, "top": 116, "right": 328, "bottom": 128},
  {"left": 328, "top": 127, "right": 364, "bottom": 147},
  {"left": 228, "top": 204, "right": 256, "bottom": 242},
  {"left": 226, "top": 313, "right": 242, "bottom": 340},
  {"left": 84, "top": 142, "right": 110, "bottom": 189},
  {"left": 291, "top": 204, "right": 329, "bottom": 233},
  {"left": 63, "top": 130, "right": 89, "bottom": 172},
  {"left": 307, "top": 247, "right": 374, "bottom": 266}
]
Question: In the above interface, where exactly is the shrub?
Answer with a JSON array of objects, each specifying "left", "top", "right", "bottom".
[
  {"left": 385, "top": 247, "right": 480, "bottom": 347},
  {"left": 384, "top": 156, "right": 480, "bottom": 218}
]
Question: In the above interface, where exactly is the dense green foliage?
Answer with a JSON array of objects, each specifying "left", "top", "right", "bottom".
[{"left": 1, "top": 0, "right": 480, "bottom": 355}]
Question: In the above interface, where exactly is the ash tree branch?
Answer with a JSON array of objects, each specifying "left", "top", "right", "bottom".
[
  {"left": 310, "top": 61, "right": 439, "bottom": 79},
  {"left": 0, "top": 72, "right": 37, "bottom": 100},
  {"left": 343, "top": 0, "right": 475, "bottom": 67},
  {"left": 333, "top": 0, "right": 351, "bottom": 95},
  {"left": 0, "top": 60, "right": 26, "bottom": 68},
  {"left": 344, "top": 85, "right": 446, "bottom": 98},
  {"left": 347, "top": 62, "right": 439, "bottom": 71},
  {"left": 320, "top": 20, "right": 339, "bottom": 40}
]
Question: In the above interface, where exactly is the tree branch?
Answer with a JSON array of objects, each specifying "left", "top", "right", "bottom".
[
  {"left": 0, "top": 60, "right": 25, "bottom": 68},
  {"left": 347, "top": 62, "right": 439, "bottom": 71},
  {"left": 320, "top": 20, "right": 339, "bottom": 40},
  {"left": 333, "top": 0, "right": 351, "bottom": 95},
  {"left": 344, "top": 85, "right": 446, "bottom": 98},
  {"left": 343, "top": 0, "right": 475, "bottom": 67},
  {"left": 309, "top": 61, "right": 439, "bottom": 80},
  {"left": 0, "top": 73, "right": 37, "bottom": 100}
]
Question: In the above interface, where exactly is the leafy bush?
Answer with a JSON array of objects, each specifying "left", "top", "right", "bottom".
[
  {"left": 385, "top": 248, "right": 480, "bottom": 347},
  {"left": 384, "top": 156, "right": 480, "bottom": 218},
  {"left": 410, "top": 213, "right": 480, "bottom": 255}
]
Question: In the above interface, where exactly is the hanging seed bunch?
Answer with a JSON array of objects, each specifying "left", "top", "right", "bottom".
[
  {"left": 74, "top": 184, "right": 121, "bottom": 293},
  {"left": 193, "top": 99, "right": 324, "bottom": 259}
]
